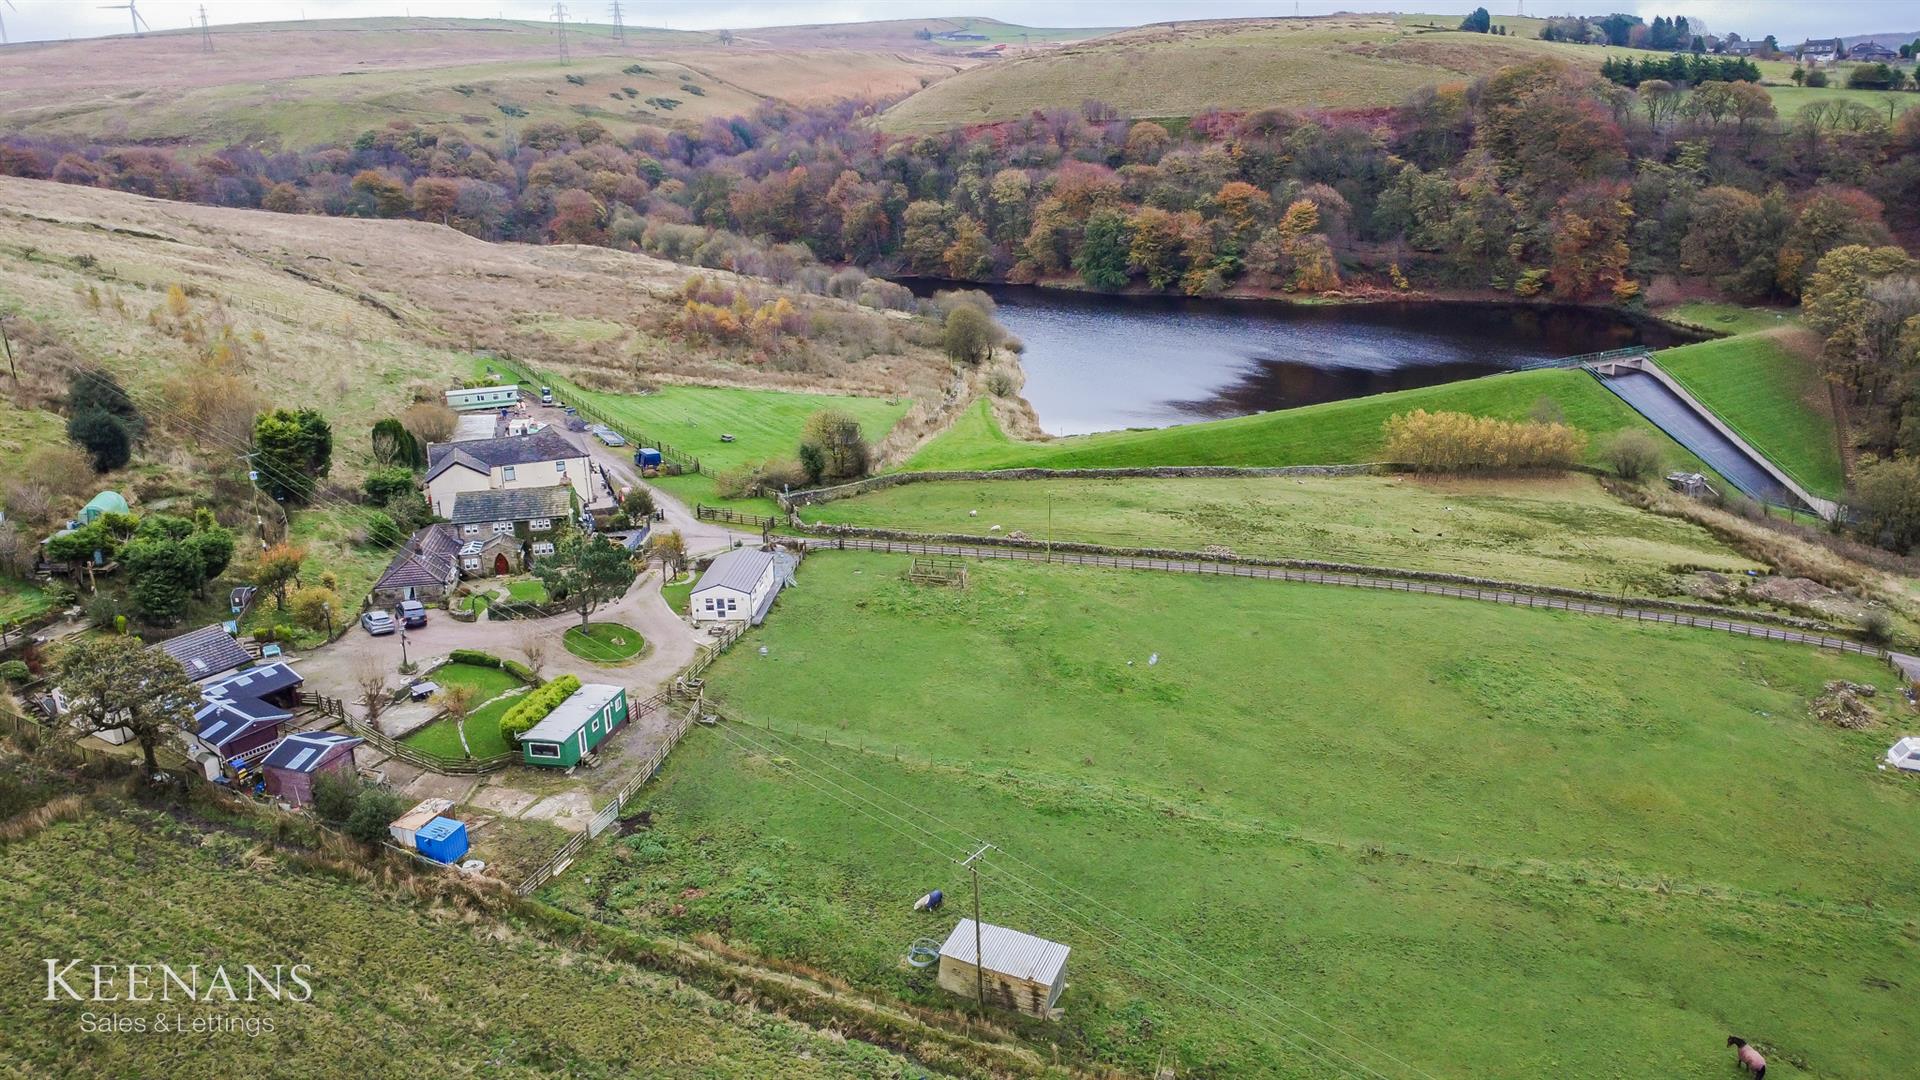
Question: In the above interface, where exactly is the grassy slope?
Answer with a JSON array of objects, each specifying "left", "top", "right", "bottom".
[
  {"left": 1657, "top": 332, "right": 1845, "bottom": 498},
  {"left": 0, "top": 805, "right": 937, "bottom": 1078},
  {"left": 908, "top": 368, "right": 1710, "bottom": 474},
  {"left": 1765, "top": 83, "right": 1920, "bottom": 120},
  {"left": 801, "top": 472, "right": 1760, "bottom": 593},
  {"left": 1655, "top": 301, "right": 1798, "bottom": 337},
  {"left": 0, "top": 400, "right": 72, "bottom": 622},
  {"left": 550, "top": 551, "right": 1920, "bottom": 1078}
]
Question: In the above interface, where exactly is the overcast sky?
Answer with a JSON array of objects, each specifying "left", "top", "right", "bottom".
[{"left": 5, "top": 1, "right": 1916, "bottom": 46}]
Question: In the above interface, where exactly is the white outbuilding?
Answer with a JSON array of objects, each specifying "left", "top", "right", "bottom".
[
  {"left": 937, "top": 918, "right": 1069, "bottom": 1019},
  {"left": 689, "top": 548, "right": 780, "bottom": 626},
  {"left": 1888, "top": 737, "right": 1920, "bottom": 773}
]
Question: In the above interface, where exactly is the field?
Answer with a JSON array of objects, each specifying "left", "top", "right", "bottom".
[
  {"left": 1655, "top": 301, "right": 1798, "bottom": 338},
  {"left": 1764, "top": 84, "right": 1920, "bottom": 121},
  {"left": 876, "top": 14, "right": 1731, "bottom": 130},
  {"left": 907, "top": 367, "right": 1712, "bottom": 475},
  {"left": 800, "top": 472, "right": 1761, "bottom": 594},
  {"left": 548, "top": 551, "right": 1920, "bottom": 1078},
  {"left": 545, "top": 374, "right": 912, "bottom": 509},
  {"left": 398, "top": 661, "right": 529, "bottom": 760},
  {"left": 0, "top": 18, "right": 965, "bottom": 149},
  {"left": 0, "top": 800, "right": 940, "bottom": 1077},
  {"left": 1656, "top": 331, "right": 1845, "bottom": 499}
]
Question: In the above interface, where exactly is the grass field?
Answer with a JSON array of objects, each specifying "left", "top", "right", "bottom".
[
  {"left": 1656, "top": 331, "right": 1845, "bottom": 499},
  {"left": 908, "top": 368, "right": 1713, "bottom": 475},
  {"left": 548, "top": 551, "right": 1919, "bottom": 1078},
  {"left": 1655, "top": 301, "right": 1798, "bottom": 338},
  {"left": 661, "top": 573, "right": 696, "bottom": 616},
  {"left": 399, "top": 661, "right": 528, "bottom": 759},
  {"left": 1763, "top": 84, "right": 1920, "bottom": 121},
  {"left": 565, "top": 622, "right": 646, "bottom": 663},
  {"left": 545, "top": 374, "right": 911, "bottom": 511},
  {"left": 801, "top": 472, "right": 1761, "bottom": 594},
  {"left": 0, "top": 801, "right": 936, "bottom": 1077}
]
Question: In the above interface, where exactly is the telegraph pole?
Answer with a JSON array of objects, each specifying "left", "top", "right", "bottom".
[
  {"left": 962, "top": 843, "right": 994, "bottom": 1012},
  {"left": 0, "top": 313, "right": 16, "bottom": 384}
]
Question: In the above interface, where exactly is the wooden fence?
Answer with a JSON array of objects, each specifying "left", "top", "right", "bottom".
[
  {"left": 695, "top": 504, "right": 779, "bottom": 532},
  {"left": 827, "top": 537, "right": 1891, "bottom": 660}
]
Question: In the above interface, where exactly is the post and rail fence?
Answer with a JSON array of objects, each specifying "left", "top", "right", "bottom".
[
  {"left": 695, "top": 503, "right": 780, "bottom": 532},
  {"left": 487, "top": 357, "right": 702, "bottom": 474}
]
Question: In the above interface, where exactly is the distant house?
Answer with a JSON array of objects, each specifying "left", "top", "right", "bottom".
[
  {"left": 937, "top": 919, "right": 1069, "bottom": 1019},
  {"left": 689, "top": 547, "right": 781, "bottom": 625},
  {"left": 183, "top": 660, "right": 306, "bottom": 780},
  {"left": 372, "top": 525, "right": 463, "bottom": 606},
  {"left": 424, "top": 429, "right": 593, "bottom": 518},
  {"left": 1848, "top": 41, "right": 1897, "bottom": 61},
  {"left": 518, "top": 684, "right": 629, "bottom": 767},
  {"left": 80, "top": 490, "right": 129, "bottom": 524},
  {"left": 1723, "top": 39, "right": 1760, "bottom": 57},
  {"left": 443, "top": 384, "right": 521, "bottom": 412},
  {"left": 448, "top": 484, "right": 576, "bottom": 563},
  {"left": 261, "top": 731, "right": 362, "bottom": 806},
  {"left": 1798, "top": 38, "right": 1841, "bottom": 65}
]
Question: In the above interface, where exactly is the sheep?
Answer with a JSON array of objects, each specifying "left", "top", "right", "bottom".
[
  {"left": 968, "top": 509, "right": 979, "bottom": 517},
  {"left": 989, "top": 524, "right": 1002, "bottom": 532}
]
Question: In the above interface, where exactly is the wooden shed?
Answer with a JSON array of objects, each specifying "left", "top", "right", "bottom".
[
  {"left": 260, "top": 731, "right": 362, "bottom": 806},
  {"left": 937, "top": 918, "right": 1069, "bottom": 1019}
]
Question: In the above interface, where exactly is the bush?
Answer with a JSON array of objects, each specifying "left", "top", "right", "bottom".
[
  {"left": 1601, "top": 428, "right": 1665, "bottom": 481},
  {"left": 448, "top": 648, "right": 504, "bottom": 668},
  {"left": 499, "top": 673, "right": 580, "bottom": 741},
  {"left": 362, "top": 466, "right": 416, "bottom": 506},
  {"left": 1861, "top": 609, "right": 1895, "bottom": 644},
  {"left": 0, "top": 660, "right": 31, "bottom": 685},
  {"left": 310, "top": 771, "right": 359, "bottom": 823},
  {"left": 67, "top": 409, "right": 131, "bottom": 472},
  {"left": 364, "top": 511, "right": 405, "bottom": 549},
  {"left": 1805, "top": 69, "right": 1829, "bottom": 87},
  {"left": 343, "top": 786, "right": 408, "bottom": 845},
  {"left": 986, "top": 368, "right": 1017, "bottom": 397},
  {"left": 1383, "top": 409, "right": 1587, "bottom": 472}
]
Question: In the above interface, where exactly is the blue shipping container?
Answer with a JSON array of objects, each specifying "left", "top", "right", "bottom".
[
  {"left": 414, "top": 817, "right": 470, "bottom": 864},
  {"left": 636, "top": 448, "right": 663, "bottom": 468}
]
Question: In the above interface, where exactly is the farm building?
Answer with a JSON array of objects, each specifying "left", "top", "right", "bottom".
[
  {"left": 389, "top": 798, "right": 456, "bottom": 848},
  {"left": 1889, "top": 737, "right": 1920, "bottom": 773},
  {"left": 80, "top": 490, "right": 129, "bottom": 524},
  {"left": 937, "top": 918, "right": 1069, "bottom": 1019},
  {"left": 690, "top": 547, "right": 781, "bottom": 626},
  {"left": 518, "top": 683, "right": 629, "bottom": 767},
  {"left": 444, "top": 385, "right": 521, "bottom": 411},
  {"left": 414, "top": 817, "right": 470, "bottom": 864},
  {"left": 261, "top": 731, "right": 363, "bottom": 806}
]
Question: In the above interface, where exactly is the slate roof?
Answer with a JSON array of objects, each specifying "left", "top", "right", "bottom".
[
  {"left": 692, "top": 548, "right": 775, "bottom": 596},
  {"left": 263, "top": 731, "right": 362, "bottom": 774},
  {"left": 374, "top": 525, "right": 461, "bottom": 592},
  {"left": 425, "top": 429, "right": 582, "bottom": 482},
  {"left": 192, "top": 661, "right": 302, "bottom": 753},
  {"left": 449, "top": 484, "right": 574, "bottom": 525},
  {"left": 151, "top": 625, "right": 251, "bottom": 681}
]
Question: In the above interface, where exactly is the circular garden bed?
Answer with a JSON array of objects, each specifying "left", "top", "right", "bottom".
[{"left": 564, "top": 622, "right": 645, "bottom": 663}]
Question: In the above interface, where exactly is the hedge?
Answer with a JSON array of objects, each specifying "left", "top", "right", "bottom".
[
  {"left": 448, "top": 648, "right": 538, "bottom": 685},
  {"left": 499, "top": 674, "right": 580, "bottom": 742}
]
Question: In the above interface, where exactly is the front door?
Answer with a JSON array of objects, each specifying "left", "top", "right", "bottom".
[{"left": 494, "top": 553, "right": 510, "bottom": 576}]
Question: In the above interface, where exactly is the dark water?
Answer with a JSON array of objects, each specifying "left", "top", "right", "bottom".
[{"left": 904, "top": 282, "right": 1700, "bottom": 436}]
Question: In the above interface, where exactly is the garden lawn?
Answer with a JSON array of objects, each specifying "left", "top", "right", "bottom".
[
  {"left": 800, "top": 472, "right": 1761, "bottom": 595},
  {"left": 399, "top": 661, "right": 527, "bottom": 759},
  {"left": 564, "top": 621, "right": 645, "bottom": 663},
  {"left": 1654, "top": 301, "right": 1797, "bottom": 337},
  {"left": 908, "top": 368, "right": 1715, "bottom": 475},
  {"left": 0, "top": 577, "right": 53, "bottom": 625},
  {"left": 0, "top": 805, "right": 928, "bottom": 1077},
  {"left": 547, "top": 551, "right": 1920, "bottom": 1079},
  {"left": 1657, "top": 331, "right": 1845, "bottom": 498},
  {"left": 661, "top": 573, "right": 695, "bottom": 616}
]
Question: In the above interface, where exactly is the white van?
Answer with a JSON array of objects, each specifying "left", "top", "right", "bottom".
[{"left": 539, "top": 386, "right": 554, "bottom": 405}]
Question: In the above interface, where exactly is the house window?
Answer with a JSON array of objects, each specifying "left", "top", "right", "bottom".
[
  {"left": 492, "top": 521, "right": 513, "bottom": 535},
  {"left": 503, "top": 466, "right": 516, "bottom": 481},
  {"left": 555, "top": 460, "right": 566, "bottom": 473},
  {"left": 703, "top": 598, "right": 716, "bottom": 611},
  {"left": 529, "top": 518, "right": 552, "bottom": 532},
  {"left": 462, "top": 523, "right": 481, "bottom": 537},
  {"left": 725, "top": 597, "right": 737, "bottom": 611},
  {"left": 462, "top": 558, "right": 479, "bottom": 571},
  {"left": 526, "top": 742, "right": 560, "bottom": 759},
  {"left": 590, "top": 719, "right": 599, "bottom": 734},
  {"left": 531, "top": 541, "right": 555, "bottom": 556}
]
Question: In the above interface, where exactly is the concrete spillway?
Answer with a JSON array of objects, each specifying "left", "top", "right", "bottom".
[{"left": 1589, "top": 356, "right": 1837, "bottom": 519}]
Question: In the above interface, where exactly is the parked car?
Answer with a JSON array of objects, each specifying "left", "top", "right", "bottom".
[
  {"left": 396, "top": 600, "right": 427, "bottom": 628},
  {"left": 360, "top": 610, "right": 396, "bottom": 636},
  {"left": 539, "top": 385, "right": 554, "bottom": 404}
]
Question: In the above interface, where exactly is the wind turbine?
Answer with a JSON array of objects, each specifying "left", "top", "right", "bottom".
[
  {"left": 1, "top": 0, "right": 16, "bottom": 46},
  {"left": 100, "top": 0, "right": 151, "bottom": 37}
]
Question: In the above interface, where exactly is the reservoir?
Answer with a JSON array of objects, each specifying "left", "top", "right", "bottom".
[{"left": 908, "top": 283, "right": 1700, "bottom": 436}]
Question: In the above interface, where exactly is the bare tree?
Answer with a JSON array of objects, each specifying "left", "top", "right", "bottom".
[
  {"left": 516, "top": 632, "right": 549, "bottom": 679},
  {"left": 356, "top": 661, "right": 391, "bottom": 725},
  {"left": 432, "top": 684, "right": 477, "bottom": 758}
]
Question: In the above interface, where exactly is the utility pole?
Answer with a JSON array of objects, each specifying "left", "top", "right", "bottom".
[
  {"left": 552, "top": 2, "right": 569, "bottom": 65},
  {"left": 608, "top": 0, "right": 624, "bottom": 45},
  {"left": 0, "top": 314, "right": 16, "bottom": 384},
  {"left": 962, "top": 843, "right": 994, "bottom": 1013},
  {"left": 198, "top": 5, "right": 213, "bottom": 52}
]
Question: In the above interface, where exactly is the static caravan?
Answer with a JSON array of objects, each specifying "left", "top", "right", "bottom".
[
  {"left": 937, "top": 918, "right": 1069, "bottom": 1019},
  {"left": 444, "top": 385, "right": 522, "bottom": 412},
  {"left": 689, "top": 548, "right": 780, "bottom": 626},
  {"left": 519, "top": 684, "right": 629, "bottom": 768}
]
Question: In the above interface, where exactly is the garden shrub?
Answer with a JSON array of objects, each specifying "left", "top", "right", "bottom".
[
  {"left": 0, "top": 660, "right": 31, "bottom": 685},
  {"left": 448, "top": 648, "right": 505, "bottom": 668},
  {"left": 499, "top": 674, "right": 580, "bottom": 741}
]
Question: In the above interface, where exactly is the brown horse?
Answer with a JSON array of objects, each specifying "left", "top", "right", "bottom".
[{"left": 1727, "top": 1036, "right": 1766, "bottom": 1079}]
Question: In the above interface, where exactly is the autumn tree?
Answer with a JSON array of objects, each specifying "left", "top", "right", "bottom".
[
  {"left": 57, "top": 635, "right": 198, "bottom": 776},
  {"left": 255, "top": 542, "right": 306, "bottom": 609},
  {"left": 646, "top": 529, "right": 688, "bottom": 580},
  {"left": 1548, "top": 182, "right": 1634, "bottom": 301},
  {"left": 410, "top": 177, "right": 460, "bottom": 225},
  {"left": 400, "top": 402, "right": 458, "bottom": 445},
  {"left": 940, "top": 303, "right": 996, "bottom": 365},
  {"left": 1777, "top": 189, "right": 1893, "bottom": 298},
  {"left": 797, "top": 408, "right": 871, "bottom": 484}
]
